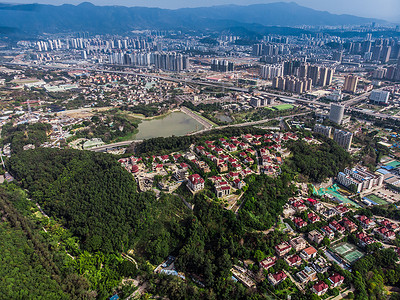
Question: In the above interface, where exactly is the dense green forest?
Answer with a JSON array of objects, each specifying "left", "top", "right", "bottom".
[
  {"left": 120, "top": 104, "right": 161, "bottom": 117},
  {"left": 8, "top": 149, "right": 187, "bottom": 258},
  {"left": 6, "top": 146, "right": 299, "bottom": 299},
  {"left": 0, "top": 185, "right": 93, "bottom": 299},
  {"left": 286, "top": 138, "right": 352, "bottom": 183},
  {"left": 0, "top": 217, "right": 70, "bottom": 299},
  {"left": 239, "top": 174, "right": 296, "bottom": 230},
  {"left": 2, "top": 122, "right": 51, "bottom": 153}
]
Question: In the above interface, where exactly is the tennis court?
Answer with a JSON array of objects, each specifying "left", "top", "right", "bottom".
[
  {"left": 343, "top": 250, "right": 364, "bottom": 263},
  {"left": 332, "top": 242, "right": 364, "bottom": 264}
]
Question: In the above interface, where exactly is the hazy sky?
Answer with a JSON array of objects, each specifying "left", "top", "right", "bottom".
[{"left": 4, "top": 0, "right": 400, "bottom": 22}]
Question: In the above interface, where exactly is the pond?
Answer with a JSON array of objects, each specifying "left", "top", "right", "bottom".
[{"left": 134, "top": 111, "right": 205, "bottom": 140}]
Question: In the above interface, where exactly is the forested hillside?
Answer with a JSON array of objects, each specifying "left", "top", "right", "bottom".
[
  {"left": 8, "top": 149, "right": 188, "bottom": 259},
  {"left": 6, "top": 147, "right": 297, "bottom": 299},
  {"left": 286, "top": 138, "right": 352, "bottom": 183}
]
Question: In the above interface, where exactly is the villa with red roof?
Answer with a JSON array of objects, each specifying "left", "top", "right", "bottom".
[
  {"left": 275, "top": 242, "right": 292, "bottom": 257},
  {"left": 260, "top": 257, "right": 277, "bottom": 270},
  {"left": 328, "top": 273, "right": 344, "bottom": 288},
  {"left": 285, "top": 254, "right": 302, "bottom": 267},
  {"left": 312, "top": 281, "right": 329, "bottom": 296},
  {"left": 187, "top": 174, "right": 205, "bottom": 192},
  {"left": 268, "top": 271, "right": 287, "bottom": 286},
  {"left": 356, "top": 232, "right": 375, "bottom": 247}
]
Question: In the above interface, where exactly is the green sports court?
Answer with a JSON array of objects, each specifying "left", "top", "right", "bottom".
[{"left": 332, "top": 242, "right": 364, "bottom": 264}]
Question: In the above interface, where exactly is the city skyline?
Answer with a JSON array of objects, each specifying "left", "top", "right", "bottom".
[{"left": 2, "top": 0, "right": 400, "bottom": 22}]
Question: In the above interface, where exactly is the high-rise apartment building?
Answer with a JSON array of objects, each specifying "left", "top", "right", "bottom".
[
  {"left": 260, "top": 64, "right": 283, "bottom": 80},
  {"left": 313, "top": 124, "right": 332, "bottom": 138},
  {"left": 343, "top": 75, "right": 358, "bottom": 93},
  {"left": 329, "top": 104, "right": 345, "bottom": 125},
  {"left": 333, "top": 129, "right": 353, "bottom": 151}
]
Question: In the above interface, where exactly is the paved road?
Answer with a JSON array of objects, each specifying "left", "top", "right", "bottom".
[{"left": 89, "top": 139, "right": 143, "bottom": 152}]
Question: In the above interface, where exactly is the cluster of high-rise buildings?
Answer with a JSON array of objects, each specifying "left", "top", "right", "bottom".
[
  {"left": 109, "top": 51, "right": 189, "bottom": 72},
  {"left": 314, "top": 124, "right": 353, "bottom": 151},
  {"left": 272, "top": 76, "right": 312, "bottom": 94},
  {"left": 252, "top": 43, "right": 289, "bottom": 57},
  {"left": 211, "top": 59, "right": 234, "bottom": 72},
  {"left": 36, "top": 37, "right": 154, "bottom": 52},
  {"left": 265, "top": 60, "right": 334, "bottom": 92},
  {"left": 372, "top": 59, "right": 400, "bottom": 81},
  {"left": 260, "top": 65, "right": 283, "bottom": 80},
  {"left": 283, "top": 61, "right": 334, "bottom": 87},
  {"left": 346, "top": 37, "right": 400, "bottom": 63}
]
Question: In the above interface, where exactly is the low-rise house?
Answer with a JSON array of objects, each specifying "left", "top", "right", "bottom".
[
  {"left": 328, "top": 273, "right": 344, "bottom": 288},
  {"left": 196, "top": 146, "right": 205, "bottom": 155},
  {"left": 154, "top": 164, "right": 164, "bottom": 172},
  {"left": 308, "top": 230, "right": 325, "bottom": 245},
  {"left": 312, "top": 281, "right": 329, "bottom": 296},
  {"left": 268, "top": 271, "right": 287, "bottom": 286},
  {"left": 246, "top": 148, "right": 256, "bottom": 156},
  {"left": 275, "top": 242, "right": 292, "bottom": 257},
  {"left": 218, "top": 163, "right": 228, "bottom": 173},
  {"left": 227, "top": 144, "right": 237, "bottom": 152},
  {"left": 239, "top": 142, "right": 249, "bottom": 150},
  {"left": 285, "top": 254, "right": 302, "bottom": 267},
  {"left": 231, "top": 163, "right": 242, "bottom": 171},
  {"left": 289, "top": 236, "right": 308, "bottom": 252},
  {"left": 321, "top": 226, "right": 335, "bottom": 239},
  {"left": 174, "top": 168, "right": 189, "bottom": 181},
  {"left": 296, "top": 266, "right": 317, "bottom": 284},
  {"left": 380, "top": 219, "right": 398, "bottom": 232},
  {"left": 329, "top": 220, "right": 345, "bottom": 234},
  {"left": 227, "top": 171, "right": 239, "bottom": 180},
  {"left": 241, "top": 169, "right": 253, "bottom": 177},
  {"left": 215, "top": 147, "right": 224, "bottom": 154},
  {"left": 307, "top": 212, "right": 320, "bottom": 223},
  {"left": 260, "top": 256, "right": 277, "bottom": 270},
  {"left": 306, "top": 198, "right": 324, "bottom": 211},
  {"left": 292, "top": 201, "right": 307, "bottom": 213},
  {"left": 300, "top": 246, "right": 318, "bottom": 260},
  {"left": 215, "top": 185, "right": 231, "bottom": 198},
  {"left": 357, "top": 215, "right": 376, "bottom": 229},
  {"left": 375, "top": 227, "right": 396, "bottom": 241},
  {"left": 293, "top": 217, "right": 308, "bottom": 229},
  {"left": 233, "top": 178, "right": 246, "bottom": 189},
  {"left": 342, "top": 217, "right": 357, "bottom": 233},
  {"left": 335, "top": 204, "right": 349, "bottom": 216},
  {"left": 245, "top": 157, "right": 254, "bottom": 164},
  {"left": 283, "top": 206, "right": 296, "bottom": 218},
  {"left": 187, "top": 174, "right": 205, "bottom": 192},
  {"left": 312, "top": 257, "right": 329, "bottom": 273},
  {"left": 356, "top": 232, "right": 375, "bottom": 247},
  {"left": 322, "top": 208, "right": 337, "bottom": 218}
]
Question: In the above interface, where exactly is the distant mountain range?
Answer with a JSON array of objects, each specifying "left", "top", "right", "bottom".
[{"left": 0, "top": 1, "right": 383, "bottom": 36}]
